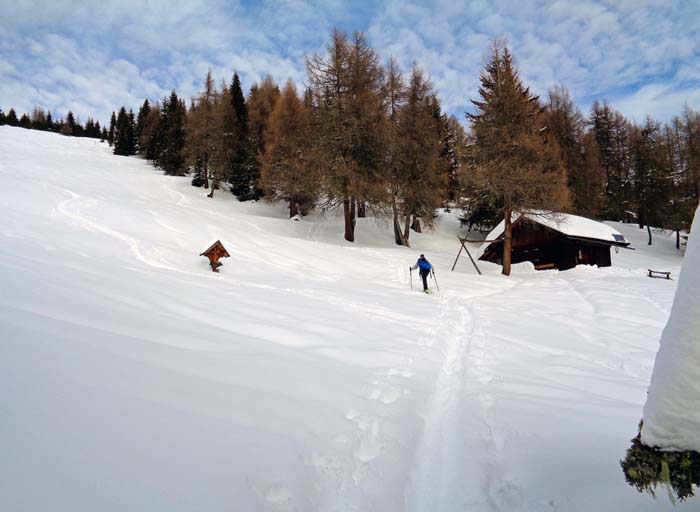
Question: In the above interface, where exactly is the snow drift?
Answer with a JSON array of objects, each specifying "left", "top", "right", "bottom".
[{"left": 641, "top": 205, "right": 700, "bottom": 451}]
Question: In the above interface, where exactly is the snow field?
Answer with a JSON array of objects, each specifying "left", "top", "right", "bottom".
[{"left": 0, "top": 126, "right": 691, "bottom": 511}]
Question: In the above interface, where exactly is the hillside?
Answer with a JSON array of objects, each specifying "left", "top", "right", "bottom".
[{"left": 0, "top": 126, "right": 689, "bottom": 511}]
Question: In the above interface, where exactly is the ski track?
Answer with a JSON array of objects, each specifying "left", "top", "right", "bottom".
[{"left": 405, "top": 292, "right": 476, "bottom": 511}]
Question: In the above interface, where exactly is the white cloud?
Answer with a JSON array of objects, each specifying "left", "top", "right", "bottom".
[{"left": 0, "top": 0, "right": 698, "bottom": 124}]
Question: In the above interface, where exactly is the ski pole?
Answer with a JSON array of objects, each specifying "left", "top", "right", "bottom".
[
  {"left": 410, "top": 268, "right": 413, "bottom": 291},
  {"left": 432, "top": 268, "right": 440, "bottom": 292}
]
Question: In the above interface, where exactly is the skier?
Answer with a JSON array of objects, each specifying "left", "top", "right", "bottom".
[{"left": 410, "top": 254, "right": 433, "bottom": 293}]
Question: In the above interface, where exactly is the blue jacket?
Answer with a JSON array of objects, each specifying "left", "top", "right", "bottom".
[{"left": 411, "top": 257, "right": 432, "bottom": 272}]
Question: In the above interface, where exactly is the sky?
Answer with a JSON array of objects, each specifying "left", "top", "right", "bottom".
[{"left": 1, "top": 0, "right": 699, "bottom": 126}]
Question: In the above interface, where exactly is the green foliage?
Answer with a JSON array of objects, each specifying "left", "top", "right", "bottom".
[{"left": 621, "top": 434, "right": 700, "bottom": 502}]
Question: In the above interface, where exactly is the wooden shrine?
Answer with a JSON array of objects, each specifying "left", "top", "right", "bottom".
[{"left": 200, "top": 240, "right": 230, "bottom": 272}]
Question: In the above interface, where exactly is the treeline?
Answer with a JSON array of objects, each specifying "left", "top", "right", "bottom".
[
  {"left": 9, "top": 30, "right": 698, "bottom": 265},
  {"left": 0, "top": 106, "right": 105, "bottom": 139},
  {"left": 108, "top": 30, "right": 466, "bottom": 246},
  {"left": 105, "top": 31, "right": 698, "bottom": 258},
  {"left": 537, "top": 87, "right": 700, "bottom": 248}
]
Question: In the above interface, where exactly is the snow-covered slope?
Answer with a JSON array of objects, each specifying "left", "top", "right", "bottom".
[
  {"left": 641, "top": 205, "right": 700, "bottom": 451},
  {"left": 0, "top": 126, "right": 690, "bottom": 511}
]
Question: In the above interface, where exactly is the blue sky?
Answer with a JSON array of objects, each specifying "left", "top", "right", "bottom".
[{"left": 1, "top": 0, "right": 698, "bottom": 126}]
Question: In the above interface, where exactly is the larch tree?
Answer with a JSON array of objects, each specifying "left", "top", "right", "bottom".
[
  {"left": 395, "top": 65, "right": 444, "bottom": 246},
  {"left": 188, "top": 70, "right": 217, "bottom": 189},
  {"left": 546, "top": 85, "right": 605, "bottom": 217},
  {"left": 248, "top": 75, "right": 281, "bottom": 196},
  {"left": 383, "top": 57, "right": 408, "bottom": 245},
  {"left": 261, "top": 80, "right": 320, "bottom": 217},
  {"left": 468, "top": 42, "right": 569, "bottom": 276},
  {"left": 306, "top": 29, "right": 385, "bottom": 242}
]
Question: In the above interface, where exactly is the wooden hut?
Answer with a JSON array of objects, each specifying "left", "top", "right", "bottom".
[
  {"left": 200, "top": 240, "right": 230, "bottom": 272},
  {"left": 479, "top": 213, "right": 630, "bottom": 271}
]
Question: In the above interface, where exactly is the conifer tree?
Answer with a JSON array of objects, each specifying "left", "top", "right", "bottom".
[
  {"left": 158, "top": 92, "right": 187, "bottom": 175},
  {"left": 66, "top": 111, "right": 77, "bottom": 136},
  {"left": 590, "top": 101, "right": 632, "bottom": 220},
  {"left": 108, "top": 111, "right": 116, "bottom": 146},
  {"left": 135, "top": 100, "right": 151, "bottom": 153},
  {"left": 0, "top": 109, "right": 6, "bottom": 125},
  {"left": 187, "top": 71, "right": 216, "bottom": 188},
  {"left": 46, "top": 111, "right": 53, "bottom": 131},
  {"left": 19, "top": 114, "right": 32, "bottom": 129},
  {"left": 248, "top": 75, "right": 281, "bottom": 195},
  {"left": 394, "top": 65, "right": 444, "bottom": 245},
  {"left": 6, "top": 108, "right": 19, "bottom": 126},
  {"left": 261, "top": 80, "right": 320, "bottom": 216},
  {"left": 632, "top": 118, "right": 670, "bottom": 244},
  {"left": 306, "top": 30, "right": 385, "bottom": 242},
  {"left": 383, "top": 57, "right": 409, "bottom": 245},
  {"left": 468, "top": 42, "right": 569, "bottom": 275},
  {"left": 228, "top": 72, "right": 255, "bottom": 200}
]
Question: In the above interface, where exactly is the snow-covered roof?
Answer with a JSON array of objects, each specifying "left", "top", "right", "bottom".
[{"left": 481, "top": 212, "right": 629, "bottom": 253}]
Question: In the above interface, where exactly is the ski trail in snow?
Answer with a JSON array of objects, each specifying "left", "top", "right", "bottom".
[
  {"left": 405, "top": 293, "right": 474, "bottom": 511},
  {"left": 52, "top": 187, "right": 178, "bottom": 271}
]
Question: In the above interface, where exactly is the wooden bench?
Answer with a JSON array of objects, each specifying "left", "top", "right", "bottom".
[{"left": 648, "top": 269, "right": 671, "bottom": 280}]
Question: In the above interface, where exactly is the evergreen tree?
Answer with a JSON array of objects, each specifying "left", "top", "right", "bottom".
[
  {"left": 468, "top": 42, "right": 569, "bottom": 275},
  {"left": 66, "top": 111, "right": 77, "bottom": 136},
  {"left": 135, "top": 99, "right": 151, "bottom": 153},
  {"left": 7, "top": 108, "right": 19, "bottom": 126},
  {"left": 19, "top": 114, "right": 32, "bottom": 129},
  {"left": 158, "top": 92, "right": 187, "bottom": 175},
  {"left": 46, "top": 111, "right": 53, "bottom": 131},
  {"left": 108, "top": 111, "right": 116, "bottom": 146},
  {"left": 100, "top": 126, "right": 108, "bottom": 142},
  {"left": 228, "top": 72, "right": 255, "bottom": 200},
  {"left": 0, "top": 109, "right": 5, "bottom": 125}
]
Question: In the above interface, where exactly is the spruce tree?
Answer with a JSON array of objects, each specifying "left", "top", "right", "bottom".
[
  {"left": 108, "top": 111, "right": 116, "bottom": 146},
  {"left": 46, "top": 111, "right": 53, "bottom": 131},
  {"left": 6, "top": 108, "right": 19, "bottom": 126},
  {"left": 159, "top": 92, "right": 187, "bottom": 175},
  {"left": 19, "top": 114, "right": 32, "bottom": 129},
  {"left": 0, "top": 109, "right": 5, "bottom": 125},
  {"left": 136, "top": 99, "right": 151, "bottom": 153},
  {"left": 228, "top": 72, "right": 255, "bottom": 200},
  {"left": 468, "top": 42, "right": 569, "bottom": 275}
]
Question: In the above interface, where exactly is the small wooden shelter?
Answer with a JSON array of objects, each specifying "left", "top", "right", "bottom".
[
  {"left": 479, "top": 213, "right": 630, "bottom": 271},
  {"left": 200, "top": 240, "right": 230, "bottom": 272}
]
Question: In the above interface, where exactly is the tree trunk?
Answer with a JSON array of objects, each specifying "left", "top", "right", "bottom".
[
  {"left": 289, "top": 201, "right": 298, "bottom": 218},
  {"left": 391, "top": 193, "right": 406, "bottom": 246},
  {"left": 207, "top": 178, "right": 217, "bottom": 198},
  {"left": 502, "top": 206, "right": 512, "bottom": 276},
  {"left": 647, "top": 224, "right": 652, "bottom": 245},
  {"left": 357, "top": 199, "right": 366, "bottom": 218},
  {"left": 676, "top": 229, "right": 681, "bottom": 250},
  {"left": 411, "top": 216, "right": 422, "bottom": 233},
  {"left": 343, "top": 196, "right": 355, "bottom": 242},
  {"left": 403, "top": 212, "right": 412, "bottom": 247},
  {"left": 203, "top": 154, "right": 209, "bottom": 189}
]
